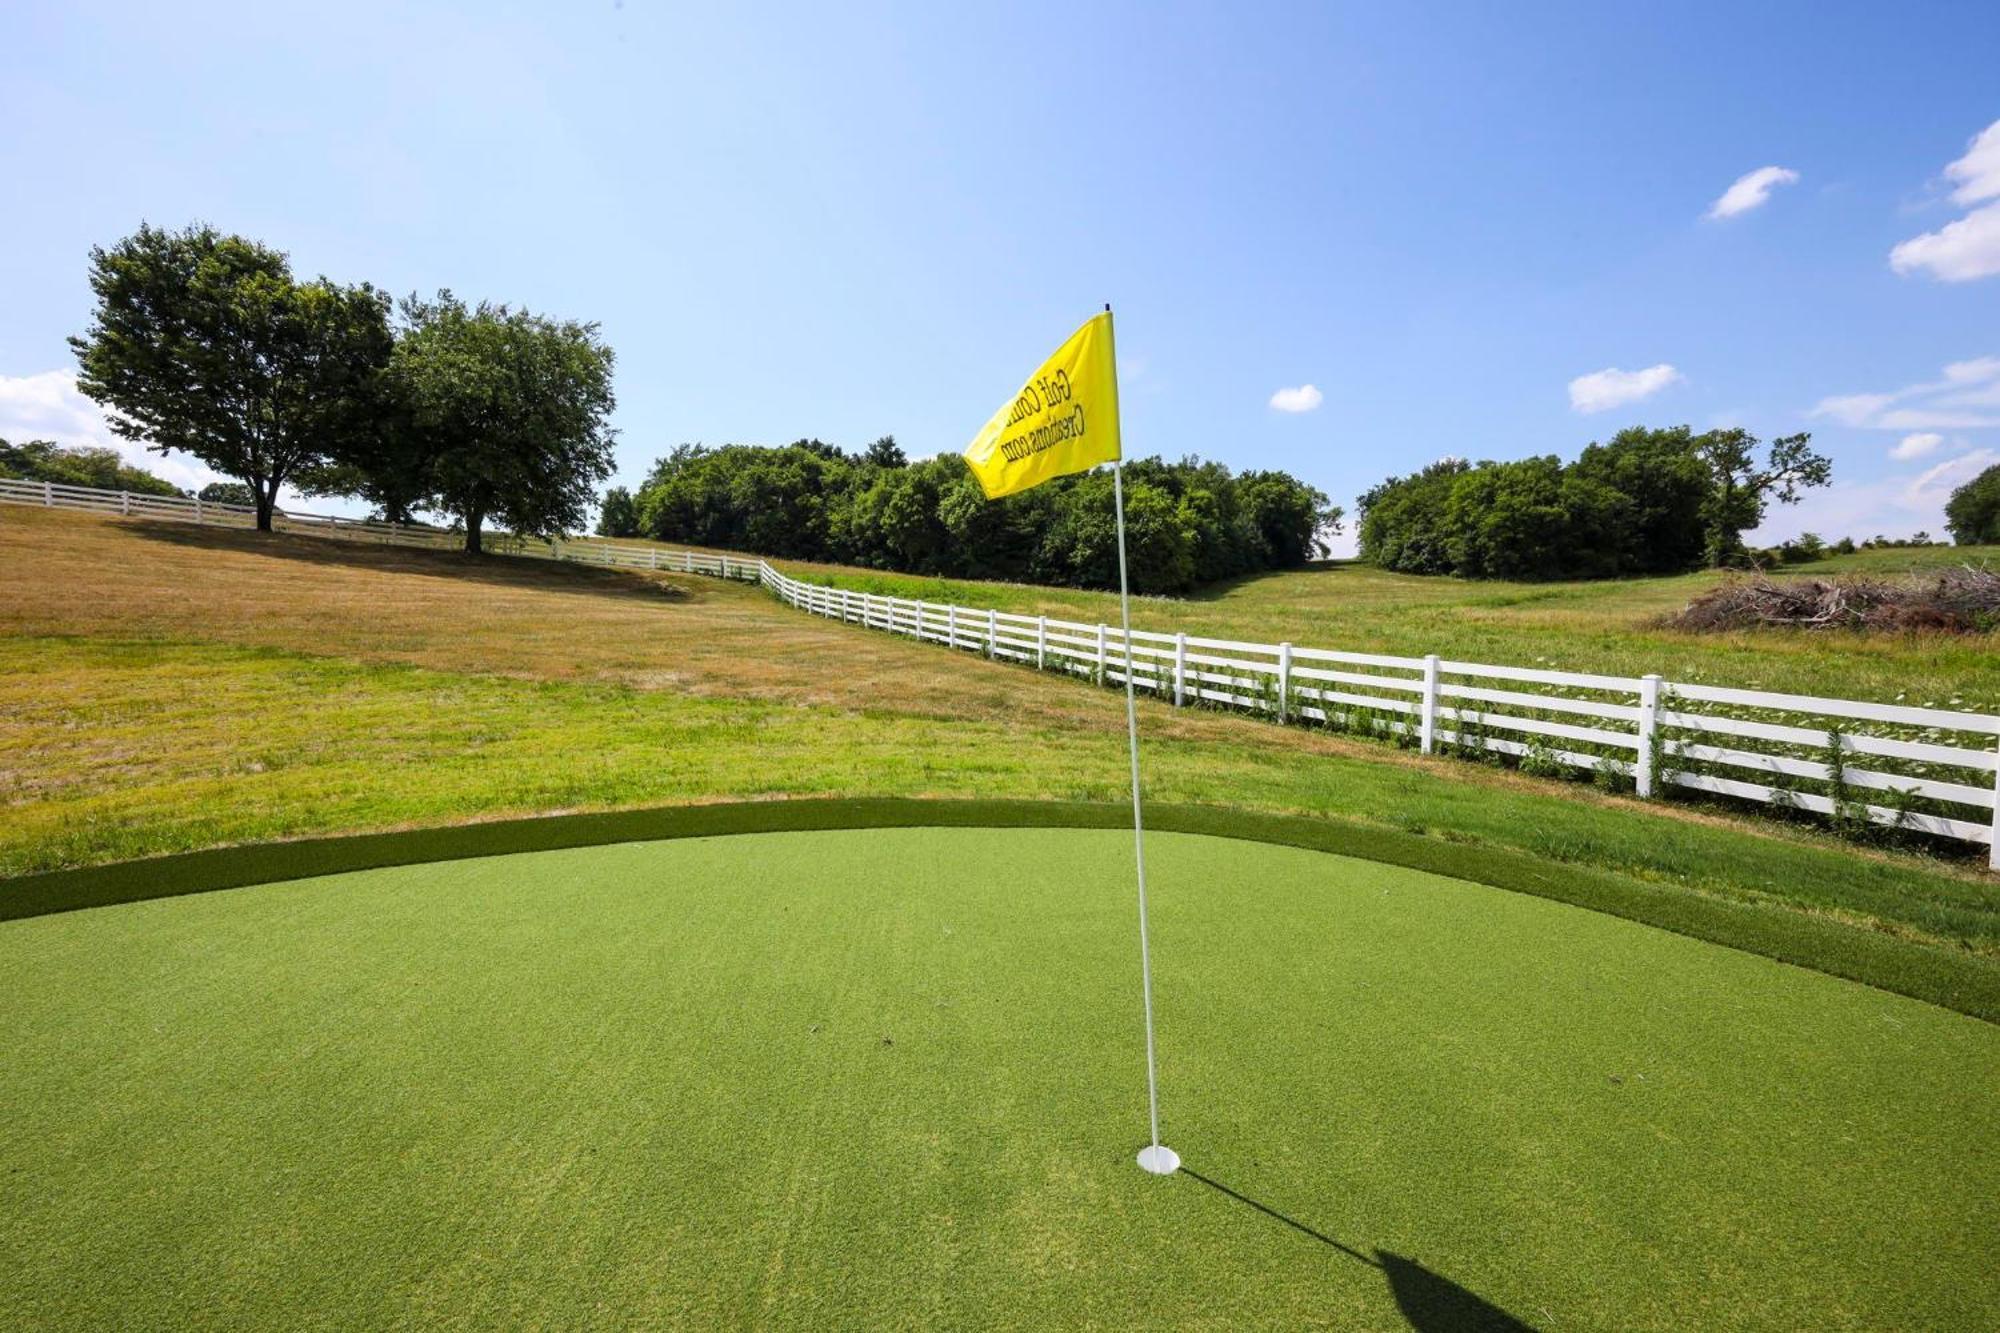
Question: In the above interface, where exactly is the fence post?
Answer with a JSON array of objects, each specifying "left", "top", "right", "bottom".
[
  {"left": 915, "top": 600, "right": 927, "bottom": 642},
  {"left": 946, "top": 603, "right": 957, "bottom": 648},
  {"left": 1037, "top": 616, "right": 1048, "bottom": 670},
  {"left": 43, "top": 480, "right": 53, "bottom": 506},
  {"left": 649, "top": 549, "right": 658, "bottom": 571},
  {"left": 194, "top": 496, "right": 203, "bottom": 524},
  {"left": 987, "top": 608, "right": 997, "bottom": 659},
  {"left": 1635, "top": 674, "right": 1662, "bottom": 798},
  {"left": 1173, "top": 632, "right": 1187, "bottom": 706},
  {"left": 1419, "top": 654, "right": 1441, "bottom": 754},
  {"left": 1989, "top": 743, "right": 1999, "bottom": 870},
  {"left": 1097, "top": 624, "right": 1108, "bottom": 681},
  {"left": 120, "top": 491, "right": 130, "bottom": 516},
  {"left": 1276, "top": 643, "right": 1293, "bottom": 721}
]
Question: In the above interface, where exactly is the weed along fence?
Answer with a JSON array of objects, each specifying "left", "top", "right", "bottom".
[{"left": 8, "top": 477, "right": 1998, "bottom": 863}]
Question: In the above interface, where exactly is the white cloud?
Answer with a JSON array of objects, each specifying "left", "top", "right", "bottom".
[
  {"left": 1903, "top": 448, "right": 1998, "bottom": 510},
  {"left": 1268, "top": 383, "right": 1323, "bottom": 413},
  {"left": 1889, "top": 201, "right": 2000, "bottom": 282},
  {"left": 1890, "top": 432, "right": 1943, "bottom": 460},
  {"left": 1813, "top": 392, "right": 1895, "bottom": 427},
  {"left": 1944, "top": 355, "right": 2000, "bottom": 384},
  {"left": 1810, "top": 356, "right": 2000, "bottom": 431},
  {"left": 1891, "top": 120, "right": 2000, "bottom": 282},
  {"left": 0, "top": 371, "right": 213, "bottom": 493},
  {"left": 1944, "top": 119, "right": 2000, "bottom": 206},
  {"left": 1874, "top": 406, "right": 2000, "bottom": 431},
  {"left": 1745, "top": 481, "right": 1898, "bottom": 547},
  {"left": 1746, "top": 449, "right": 1997, "bottom": 546},
  {"left": 1706, "top": 165, "right": 1800, "bottom": 220},
  {"left": 1567, "top": 364, "right": 1682, "bottom": 414}
]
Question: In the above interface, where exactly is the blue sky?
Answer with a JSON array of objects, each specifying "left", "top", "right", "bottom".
[{"left": 3, "top": 1, "right": 1997, "bottom": 550}]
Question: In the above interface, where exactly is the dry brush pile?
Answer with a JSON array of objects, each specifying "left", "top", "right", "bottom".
[{"left": 1664, "top": 566, "right": 2000, "bottom": 633}]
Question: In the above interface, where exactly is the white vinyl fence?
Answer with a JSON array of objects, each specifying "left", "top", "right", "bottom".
[
  {"left": 753, "top": 570, "right": 2000, "bottom": 868},
  {"left": 9, "top": 476, "right": 1997, "bottom": 864}
]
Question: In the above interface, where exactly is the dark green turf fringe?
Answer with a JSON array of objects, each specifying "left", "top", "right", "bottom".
[{"left": 4, "top": 798, "right": 1995, "bottom": 1024}]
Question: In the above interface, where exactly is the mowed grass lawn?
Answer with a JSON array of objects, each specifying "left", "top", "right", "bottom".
[
  {"left": 2, "top": 504, "right": 1996, "bottom": 976},
  {"left": 4, "top": 828, "right": 1994, "bottom": 1329},
  {"left": 787, "top": 541, "right": 2000, "bottom": 711}
]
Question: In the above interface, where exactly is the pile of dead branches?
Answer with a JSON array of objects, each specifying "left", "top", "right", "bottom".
[{"left": 1663, "top": 566, "right": 2000, "bottom": 633}]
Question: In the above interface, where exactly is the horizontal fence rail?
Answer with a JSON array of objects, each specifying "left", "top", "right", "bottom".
[{"left": 9, "top": 477, "right": 1997, "bottom": 864}]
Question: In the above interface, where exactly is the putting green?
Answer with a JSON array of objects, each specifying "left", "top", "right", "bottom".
[{"left": 2, "top": 827, "right": 1993, "bottom": 1329}]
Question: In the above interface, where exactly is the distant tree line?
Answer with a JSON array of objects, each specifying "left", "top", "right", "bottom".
[
  {"left": 67, "top": 223, "right": 616, "bottom": 552},
  {"left": 0, "top": 437, "right": 186, "bottom": 496},
  {"left": 1357, "top": 426, "right": 1833, "bottom": 579},
  {"left": 1, "top": 439, "right": 361, "bottom": 517},
  {"left": 605, "top": 439, "right": 1339, "bottom": 595}
]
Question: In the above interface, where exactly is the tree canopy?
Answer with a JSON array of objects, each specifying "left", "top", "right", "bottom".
[
  {"left": 1946, "top": 463, "right": 2000, "bottom": 545},
  {"left": 1358, "top": 426, "right": 1831, "bottom": 579},
  {"left": 197, "top": 480, "right": 259, "bottom": 507},
  {"left": 392, "top": 292, "right": 618, "bottom": 553},
  {"left": 1692, "top": 428, "right": 1831, "bottom": 567},
  {"left": 596, "top": 486, "right": 640, "bottom": 538},
  {"left": 69, "top": 223, "right": 393, "bottom": 530},
  {"left": 631, "top": 444, "right": 1338, "bottom": 594}
]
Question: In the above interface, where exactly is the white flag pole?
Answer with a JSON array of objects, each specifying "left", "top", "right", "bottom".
[{"left": 1105, "top": 306, "right": 1178, "bottom": 1178}]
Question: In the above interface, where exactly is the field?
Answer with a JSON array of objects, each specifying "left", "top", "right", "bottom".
[
  {"left": 3, "top": 504, "right": 1997, "bottom": 995},
  {"left": 6, "top": 825, "right": 1995, "bottom": 1329},
  {"left": 787, "top": 542, "right": 2000, "bottom": 712}
]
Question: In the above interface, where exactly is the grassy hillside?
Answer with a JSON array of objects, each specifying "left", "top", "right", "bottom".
[
  {"left": 2, "top": 505, "right": 1994, "bottom": 971},
  {"left": 789, "top": 544, "right": 2000, "bottom": 710}
]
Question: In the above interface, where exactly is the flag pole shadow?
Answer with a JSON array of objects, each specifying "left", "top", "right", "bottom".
[{"left": 1178, "top": 1167, "right": 1537, "bottom": 1332}]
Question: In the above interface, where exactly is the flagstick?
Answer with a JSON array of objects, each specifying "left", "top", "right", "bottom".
[{"left": 1113, "top": 458, "right": 1178, "bottom": 1177}]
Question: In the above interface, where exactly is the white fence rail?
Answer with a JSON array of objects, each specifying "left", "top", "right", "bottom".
[{"left": 9, "top": 476, "right": 1997, "bottom": 864}]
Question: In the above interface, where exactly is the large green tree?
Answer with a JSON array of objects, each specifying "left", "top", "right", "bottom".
[
  {"left": 1570, "top": 426, "right": 1712, "bottom": 573},
  {"left": 1692, "top": 428, "right": 1831, "bottom": 567},
  {"left": 393, "top": 292, "right": 617, "bottom": 554},
  {"left": 69, "top": 223, "right": 392, "bottom": 530},
  {"left": 1945, "top": 463, "right": 2000, "bottom": 545}
]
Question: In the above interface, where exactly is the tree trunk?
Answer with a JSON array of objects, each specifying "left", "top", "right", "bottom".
[
  {"left": 464, "top": 508, "right": 484, "bottom": 555},
  {"left": 254, "top": 480, "right": 276, "bottom": 532}
]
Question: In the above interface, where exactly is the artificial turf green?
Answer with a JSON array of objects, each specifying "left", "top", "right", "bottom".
[
  {"left": 8, "top": 799, "right": 1997, "bottom": 1024},
  {"left": 3, "top": 829, "right": 1993, "bottom": 1329}
]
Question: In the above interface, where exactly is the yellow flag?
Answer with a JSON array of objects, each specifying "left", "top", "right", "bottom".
[{"left": 962, "top": 312, "right": 1121, "bottom": 500}]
